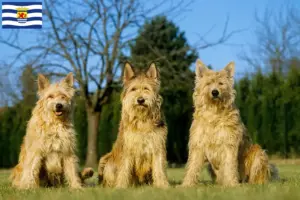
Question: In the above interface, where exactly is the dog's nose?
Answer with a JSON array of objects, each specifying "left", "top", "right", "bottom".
[
  {"left": 212, "top": 89, "right": 219, "bottom": 97},
  {"left": 56, "top": 103, "right": 63, "bottom": 110},
  {"left": 137, "top": 97, "right": 145, "bottom": 104}
]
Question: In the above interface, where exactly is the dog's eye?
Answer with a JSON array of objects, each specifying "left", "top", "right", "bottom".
[
  {"left": 143, "top": 87, "right": 149, "bottom": 91},
  {"left": 219, "top": 82, "right": 224, "bottom": 85},
  {"left": 48, "top": 95, "right": 54, "bottom": 99},
  {"left": 61, "top": 95, "right": 66, "bottom": 99},
  {"left": 131, "top": 87, "right": 136, "bottom": 92}
]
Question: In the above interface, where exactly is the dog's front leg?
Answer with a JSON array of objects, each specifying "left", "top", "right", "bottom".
[
  {"left": 19, "top": 151, "right": 42, "bottom": 189},
  {"left": 63, "top": 155, "right": 82, "bottom": 189},
  {"left": 181, "top": 147, "right": 205, "bottom": 187},
  {"left": 115, "top": 155, "right": 133, "bottom": 188},
  {"left": 219, "top": 146, "right": 239, "bottom": 187},
  {"left": 152, "top": 150, "right": 169, "bottom": 188}
]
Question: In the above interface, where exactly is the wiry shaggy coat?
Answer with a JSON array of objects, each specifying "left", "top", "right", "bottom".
[
  {"left": 98, "top": 62, "right": 169, "bottom": 188},
  {"left": 181, "top": 59, "right": 278, "bottom": 187},
  {"left": 11, "top": 73, "right": 93, "bottom": 189}
]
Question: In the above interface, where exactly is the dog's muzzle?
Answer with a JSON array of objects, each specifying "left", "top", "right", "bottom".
[
  {"left": 137, "top": 97, "right": 145, "bottom": 105},
  {"left": 55, "top": 103, "right": 64, "bottom": 116},
  {"left": 211, "top": 89, "right": 219, "bottom": 98}
]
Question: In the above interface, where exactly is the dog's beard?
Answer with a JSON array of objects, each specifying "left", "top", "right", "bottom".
[
  {"left": 205, "top": 92, "right": 234, "bottom": 108},
  {"left": 132, "top": 104, "right": 149, "bottom": 113},
  {"left": 211, "top": 96, "right": 221, "bottom": 102},
  {"left": 125, "top": 102, "right": 152, "bottom": 116},
  {"left": 202, "top": 92, "right": 222, "bottom": 105},
  {"left": 135, "top": 103, "right": 148, "bottom": 108}
]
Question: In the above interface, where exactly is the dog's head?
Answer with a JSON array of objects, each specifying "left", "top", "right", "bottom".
[
  {"left": 121, "top": 62, "right": 161, "bottom": 115},
  {"left": 193, "top": 59, "right": 236, "bottom": 108},
  {"left": 37, "top": 73, "right": 75, "bottom": 119}
]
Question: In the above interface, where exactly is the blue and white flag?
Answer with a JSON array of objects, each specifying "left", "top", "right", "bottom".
[{"left": 2, "top": 2, "right": 42, "bottom": 29}]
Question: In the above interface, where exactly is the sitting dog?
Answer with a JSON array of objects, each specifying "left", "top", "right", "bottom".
[
  {"left": 98, "top": 62, "right": 169, "bottom": 188},
  {"left": 11, "top": 73, "right": 93, "bottom": 189},
  {"left": 181, "top": 59, "right": 278, "bottom": 187}
]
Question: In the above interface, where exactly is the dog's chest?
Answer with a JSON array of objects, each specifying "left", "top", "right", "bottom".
[
  {"left": 124, "top": 130, "right": 160, "bottom": 158},
  {"left": 42, "top": 125, "right": 74, "bottom": 154},
  {"left": 193, "top": 116, "right": 243, "bottom": 165},
  {"left": 196, "top": 120, "right": 229, "bottom": 145},
  {"left": 194, "top": 117, "right": 241, "bottom": 152},
  {"left": 44, "top": 152, "right": 64, "bottom": 174}
]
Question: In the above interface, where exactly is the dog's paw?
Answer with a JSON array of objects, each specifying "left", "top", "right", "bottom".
[
  {"left": 154, "top": 181, "right": 170, "bottom": 189},
  {"left": 70, "top": 182, "right": 83, "bottom": 190},
  {"left": 18, "top": 181, "right": 39, "bottom": 190},
  {"left": 223, "top": 182, "right": 240, "bottom": 187},
  {"left": 115, "top": 183, "right": 129, "bottom": 189},
  {"left": 177, "top": 182, "right": 195, "bottom": 188},
  {"left": 157, "top": 184, "right": 170, "bottom": 189},
  {"left": 81, "top": 167, "right": 94, "bottom": 179}
]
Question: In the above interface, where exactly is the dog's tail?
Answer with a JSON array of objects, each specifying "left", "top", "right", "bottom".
[
  {"left": 245, "top": 144, "right": 279, "bottom": 184},
  {"left": 10, "top": 164, "right": 23, "bottom": 187},
  {"left": 98, "top": 152, "right": 111, "bottom": 184},
  {"left": 10, "top": 143, "right": 26, "bottom": 187},
  {"left": 246, "top": 144, "right": 269, "bottom": 184},
  {"left": 79, "top": 167, "right": 94, "bottom": 183}
]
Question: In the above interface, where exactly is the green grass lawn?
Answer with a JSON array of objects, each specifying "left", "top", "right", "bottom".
[{"left": 1, "top": 161, "right": 300, "bottom": 200}]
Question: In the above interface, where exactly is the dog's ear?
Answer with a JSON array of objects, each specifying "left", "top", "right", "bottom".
[
  {"left": 195, "top": 59, "right": 208, "bottom": 78},
  {"left": 38, "top": 74, "right": 50, "bottom": 92},
  {"left": 123, "top": 62, "right": 135, "bottom": 84},
  {"left": 146, "top": 63, "right": 158, "bottom": 80},
  {"left": 224, "top": 61, "right": 235, "bottom": 78},
  {"left": 62, "top": 72, "right": 74, "bottom": 87}
]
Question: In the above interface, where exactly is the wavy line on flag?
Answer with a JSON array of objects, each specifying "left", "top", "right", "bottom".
[
  {"left": 2, "top": 2, "right": 41, "bottom": 5},
  {"left": 2, "top": 21, "right": 42, "bottom": 26},
  {"left": 2, "top": 5, "right": 42, "bottom": 10},
  {"left": 2, "top": 17, "right": 42, "bottom": 21},
  {"left": 2, "top": 9, "right": 42, "bottom": 13},
  {"left": 2, "top": 25, "right": 42, "bottom": 29}
]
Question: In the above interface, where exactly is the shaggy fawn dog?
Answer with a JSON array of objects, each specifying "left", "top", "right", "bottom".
[
  {"left": 11, "top": 73, "right": 93, "bottom": 189},
  {"left": 181, "top": 59, "right": 278, "bottom": 187},
  {"left": 98, "top": 62, "right": 169, "bottom": 188}
]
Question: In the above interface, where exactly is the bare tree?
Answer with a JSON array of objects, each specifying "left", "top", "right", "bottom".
[
  {"left": 240, "top": 4, "right": 300, "bottom": 74},
  {"left": 0, "top": 62, "right": 20, "bottom": 106},
  {"left": 0, "top": 0, "right": 240, "bottom": 167},
  {"left": 0, "top": 75, "right": 10, "bottom": 106}
]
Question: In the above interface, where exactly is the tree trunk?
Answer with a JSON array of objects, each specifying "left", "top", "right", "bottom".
[{"left": 85, "top": 105, "right": 100, "bottom": 168}]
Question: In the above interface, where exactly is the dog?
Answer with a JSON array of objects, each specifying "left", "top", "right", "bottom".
[
  {"left": 181, "top": 59, "right": 278, "bottom": 187},
  {"left": 98, "top": 62, "right": 169, "bottom": 188},
  {"left": 11, "top": 73, "right": 93, "bottom": 189}
]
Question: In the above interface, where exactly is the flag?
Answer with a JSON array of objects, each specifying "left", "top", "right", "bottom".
[{"left": 2, "top": 2, "right": 42, "bottom": 29}]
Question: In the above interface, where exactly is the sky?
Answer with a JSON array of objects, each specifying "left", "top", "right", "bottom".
[
  {"left": 0, "top": 0, "right": 299, "bottom": 79},
  {"left": 174, "top": 0, "right": 299, "bottom": 77}
]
